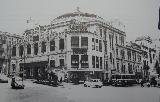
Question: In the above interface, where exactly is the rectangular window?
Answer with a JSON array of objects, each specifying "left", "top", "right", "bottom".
[
  {"left": 34, "top": 43, "right": 38, "bottom": 55},
  {"left": 50, "top": 60, "right": 55, "bottom": 68},
  {"left": 96, "top": 46, "right": 98, "bottom": 51},
  {"left": 71, "top": 55, "right": 79, "bottom": 68},
  {"left": 96, "top": 56, "right": 99, "bottom": 68},
  {"left": 96, "top": 39, "right": 98, "bottom": 43},
  {"left": 12, "top": 46, "right": 16, "bottom": 56},
  {"left": 117, "top": 63, "right": 119, "bottom": 72},
  {"left": 111, "top": 35, "right": 113, "bottom": 49},
  {"left": 50, "top": 40, "right": 55, "bottom": 51},
  {"left": 60, "top": 59, "right": 64, "bottom": 66},
  {"left": 116, "top": 36, "right": 118, "bottom": 44},
  {"left": 41, "top": 41, "right": 46, "bottom": 53},
  {"left": 81, "top": 55, "right": 88, "bottom": 68},
  {"left": 59, "top": 39, "right": 64, "bottom": 50},
  {"left": 92, "top": 45, "right": 95, "bottom": 50},
  {"left": 109, "top": 35, "right": 111, "bottom": 48},
  {"left": 106, "top": 61, "right": 108, "bottom": 71},
  {"left": 92, "top": 38, "right": 95, "bottom": 50},
  {"left": 92, "top": 38, "right": 94, "bottom": 42},
  {"left": 81, "top": 37, "right": 88, "bottom": 49},
  {"left": 104, "top": 41, "right": 107, "bottom": 54},
  {"left": 71, "top": 36, "right": 79, "bottom": 48},
  {"left": 116, "top": 48, "right": 118, "bottom": 56},
  {"left": 104, "top": 29, "right": 106, "bottom": 40},
  {"left": 100, "top": 57, "right": 102, "bottom": 69},
  {"left": 92, "top": 56, "right": 95, "bottom": 68},
  {"left": 110, "top": 52, "right": 112, "bottom": 63},
  {"left": 99, "top": 40, "right": 102, "bottom": 52},
  {"left": 100, "top": 28, "right": 102, "bottom": 37}
]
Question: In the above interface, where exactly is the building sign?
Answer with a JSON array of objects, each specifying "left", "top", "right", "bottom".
[{"left": 69, "top": 20, "right": 87, "bottom": 32}]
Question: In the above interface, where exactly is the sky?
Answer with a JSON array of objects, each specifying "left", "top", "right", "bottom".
[{"left": 0, "top": 0, "right": 159, "bottom": 42}]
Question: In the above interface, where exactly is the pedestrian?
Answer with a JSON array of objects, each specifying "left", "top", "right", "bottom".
[
  {"left": 140, "top": 79, "right": 144, "bottom": 87},
  {"left": 146, "top": 81, "right": 150, "bottom": 87}
]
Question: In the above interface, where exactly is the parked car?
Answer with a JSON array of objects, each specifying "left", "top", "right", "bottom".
[
  {"left": 0, "top": 74, "right": 8, "bottom": 83},
  {"left": 84, "top": 79, "right": 103, "bottom": 88},
  {"left": 157, "top": 78, "right": 160, "bottom": 87},
  {"left": 103, "top": 79, "right": 111, "bottom": 86}
]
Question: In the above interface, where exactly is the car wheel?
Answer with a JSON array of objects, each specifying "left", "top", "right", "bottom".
[
  {"left": 84, "top": 84, "right": 87, "bottom": 87},
  {"left": 99, "top": 86, "right": 102, "bottom": 88}
]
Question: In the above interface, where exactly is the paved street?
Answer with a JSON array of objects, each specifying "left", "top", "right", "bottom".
[
  {"left": 0, "top": 80, "right": 74, "bottom": 102},
  {"left": 0, "top": 80, "right": 160, "bottom": 102}
]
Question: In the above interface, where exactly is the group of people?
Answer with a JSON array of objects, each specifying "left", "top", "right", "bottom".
[
  {"left": 37, "top": 71, "right": 59, "bottom": 83},
  {"left": 140, "top": 77, "right": 157, "bottom": 87}
]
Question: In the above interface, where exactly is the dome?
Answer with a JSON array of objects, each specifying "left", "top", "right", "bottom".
[
  {"left": 55, "top": 12, "right": 98, "bottom": 20},
  {"left": 52, "top": 8, "right": 105, "bottom": 23}
]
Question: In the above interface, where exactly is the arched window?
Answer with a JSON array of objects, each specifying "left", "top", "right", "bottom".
[
  {"left": 41, "top": 41, "right": 46, "bottom": 53},
  {"left": 19, "top": 45, "right": 24, "bottom": 57},
  {"left": 12, "top": 45, "right": 16, "bottom": 56},
  {"left": 27, "top": 44, "right": 31, "bottom": 54},
  {"left": 34, "top": 43, "right": 38, "bottom": 55},
  {"left": 50, "top": 40, "right": 55, "bottom": 51}
]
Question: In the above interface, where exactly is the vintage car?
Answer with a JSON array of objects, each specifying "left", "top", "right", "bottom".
[
  {"left": 157, "top": 78, "right": 160, "bottom": 87},
  {"left": 84, "top": 79, "right": 103, "bottom": 88},
  {"left": 0, "top": 74, "right": 8, "bottom": 83},
  {"left": 11, "top": 77, "right": 25, "bottom": 89}
]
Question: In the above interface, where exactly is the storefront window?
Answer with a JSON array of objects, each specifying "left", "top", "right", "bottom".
[
  {"left": 71, "top": 55, "right": 79, "bottom": 68},
  {"left": 81, "top": 55, "right": 88, "bottom": 68}
]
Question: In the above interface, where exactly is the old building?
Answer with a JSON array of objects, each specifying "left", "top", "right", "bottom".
[
  {"left": 0, "top": 31, "right": 22, "bottom": 75},
  {"left": 135, "top": 36, "right": 157, "bottom": 79},
  {"left": 10, "top": 9, "right": 127, "bottom": 81}
]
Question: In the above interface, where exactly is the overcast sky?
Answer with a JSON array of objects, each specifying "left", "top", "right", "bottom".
[{"left": 0, "top": 0, "right": 159, "bottom": 41}]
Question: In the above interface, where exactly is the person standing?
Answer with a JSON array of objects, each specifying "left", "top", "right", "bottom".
[{"left": 140, "top": 79, "right": 144, "bottom": 87}]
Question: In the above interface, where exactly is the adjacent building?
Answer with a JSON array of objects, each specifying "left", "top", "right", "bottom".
[{"left": 0, "top": 31, "right": 22, "bottom": 75}]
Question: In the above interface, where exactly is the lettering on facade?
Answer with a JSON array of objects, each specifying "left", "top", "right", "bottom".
[{"left": 69, "top": 20, "right": 87, "bottom": 32}]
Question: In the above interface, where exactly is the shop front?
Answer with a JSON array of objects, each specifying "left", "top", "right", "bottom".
[
  {"left": 19, "top": 61, "right": 48, "bottom": 79},
  {"left": 68, "top": 69, "right": 103, "bottom": 83}
]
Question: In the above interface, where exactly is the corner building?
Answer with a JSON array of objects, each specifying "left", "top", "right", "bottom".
[{"left": 11, "top": 10, "right": 126, "bottom": 81}]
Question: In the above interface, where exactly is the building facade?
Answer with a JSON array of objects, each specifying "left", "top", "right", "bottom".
[
  {"left": 9, "top": 10, "right": 128, "bottom": 81},
  {"left": 135, "top": 36, "right": 157, "bottom": 79},
  {"left": 0, "top": 31, "right": 22, "bottom": 75}
]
